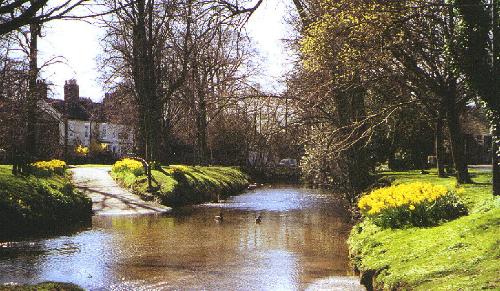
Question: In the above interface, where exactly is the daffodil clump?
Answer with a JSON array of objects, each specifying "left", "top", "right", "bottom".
[
  {"left": 358, "top": 182, "right": 467, "bottom": 228},
  {"left": 112, "top": 158, "right": 144, "bottom": 176},
  {"left": 75, "top": 145, "right": 89, "bottom": 157},
  {"left": 31, "top": 159, "right": 67, "bottom": 176}
]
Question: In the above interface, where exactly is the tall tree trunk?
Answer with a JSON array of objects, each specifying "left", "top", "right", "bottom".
[
  {"left": 334, "top": 73, "right": 370, "bottom": 197},
  {"left": 445, "top": 90, "right": 472, "bottom": 184},
  {"left": 132, "top": 0, "right": 158, "bottom": 191},
  {"left": 196, "top": 94, "right": 208, "bottom": 165},
  {"left": 435, "top": 114, "right": 446, "bottom": 177},
  {"left": 493, "top": 117, "right": 500, "bottom": 195},
  {"left": 443, "top": 5, "right": 471, "bottom": 184},
  {"left": 491, "top": 0, "right": 499, "bottom": 196},
  {"left": 26, "top": 22, "right": 39, "bottom": 163}
]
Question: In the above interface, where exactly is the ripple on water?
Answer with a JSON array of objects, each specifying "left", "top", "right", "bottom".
[{"left": 0, "top": 185, "right": 356, "bottom": 290}]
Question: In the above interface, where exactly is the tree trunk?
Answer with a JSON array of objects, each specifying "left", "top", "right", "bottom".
[
  {"left": 446, "top": 97, "right": 472, "bottom": 184},
  {"left": 491, "top": 0, "right": 499, "bottom": 196},
  {"left": 493, "top": 118, "right": 500, "bottom": 195},
  {"left": 25, "top": 22, "right": 39, "bottom": 163},
  {"left": 435, "top": 115, "right": 446, "bottom": 177},
  {"left": 443, "top": 6, "right": 471, "bottom": 184},
  {"left": 131, "top": 0, "right": 160, "bottom": 191},
  {"left": 196, "top": 119, "right": 208, "bottom": 165},
  {"left": 196, "top": 92, "right": 208, "bottom": 165},
  {"left": 333, "top": 73, "right": 371, "bottom": 197}
]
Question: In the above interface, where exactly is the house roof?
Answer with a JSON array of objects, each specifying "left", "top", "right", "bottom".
[{"left": 47, "top": 98, "right": 105, "bottom": 121}]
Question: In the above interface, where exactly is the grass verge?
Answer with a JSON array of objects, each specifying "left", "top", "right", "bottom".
[
  {"left": 348, "top": 169, "right": 499, "bottom": 290},
  {"left": 111, "top": 165, "right": 249, "bottom": 206},
  {"left": 0, "top": 165, "right": 92, "bottom": 239}
]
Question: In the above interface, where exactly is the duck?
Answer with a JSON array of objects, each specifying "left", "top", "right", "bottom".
[
  {"left": 255, "top": 214, "right": 262, "bottom": 224},
  {"left": 214, "top": 211, "right": 223, "bottom": 222}
]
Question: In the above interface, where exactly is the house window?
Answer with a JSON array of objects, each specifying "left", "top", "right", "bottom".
[
  {"left": 101, "top": 125, "right": 107, "bottom": 139},
  {"left": 85, "top": 125, "right": 89, "bottom": 138}
]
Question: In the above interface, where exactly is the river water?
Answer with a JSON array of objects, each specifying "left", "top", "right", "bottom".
[{"left": 0, "top": 185, "right": 363, "bottom": 290}]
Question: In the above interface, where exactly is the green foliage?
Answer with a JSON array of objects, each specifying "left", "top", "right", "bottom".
[
  {"left": 111, "top": 165, "right": 249, "bottom": 206},
  {"left": 0, "top": 165, "right": 92, "bottom": 236},
  {"left": 349, "top": 170, "right": 499, "bottom": 290}
]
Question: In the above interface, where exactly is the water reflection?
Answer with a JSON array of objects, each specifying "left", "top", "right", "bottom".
[{"left": 0, "top": 185, "right": 359, "bottom": 290}]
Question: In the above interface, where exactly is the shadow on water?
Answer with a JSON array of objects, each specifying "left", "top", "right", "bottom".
[
  {"left": 0, "top": 220, "right": 92, "bottom": 245},
  {"left": 0, "top": 185, "right": 362, "bottom": 290}
]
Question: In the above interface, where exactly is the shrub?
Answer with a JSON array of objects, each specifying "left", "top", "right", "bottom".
[
  {"left": 89, "top": 140, "right": 108, "bottom": 155},
  {"left": 112, "top": 158, "right": 144, "bottom": 176},
  {"left": 358, "top": 182, "right": 467, "bottom": 228},
  {"left": 31, "top": 159, "right": 67, "bottom": 176},
  {"left": 0, "top": 166, "right": 92, "bottom": 237}
]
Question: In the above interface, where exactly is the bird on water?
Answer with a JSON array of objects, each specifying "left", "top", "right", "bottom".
[{"left": 215, "top": 211, "right": 223, "bottom": 222}]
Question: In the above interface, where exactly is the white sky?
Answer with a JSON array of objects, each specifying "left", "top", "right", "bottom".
[{"left": 38, "top": 1, "right": 294, "bottom": 102}]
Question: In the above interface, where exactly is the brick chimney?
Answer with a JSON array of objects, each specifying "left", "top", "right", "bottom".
[
  {"left": 64, "top": 79, "right": 79, "bottom": 103},
  {"left": 36, "top": 80, "right": 48, "bottom": 99}
]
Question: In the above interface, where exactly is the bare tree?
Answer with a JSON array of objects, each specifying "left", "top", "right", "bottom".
[{"left": 0, "top": 0, "right": 91, "bottom": 35}]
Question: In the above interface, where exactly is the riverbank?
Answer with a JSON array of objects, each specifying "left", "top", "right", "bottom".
[
  {"left": 111, "top": 165, "right": 249, "bottom": 206},
  {"left": 0, "top": 165, "right": 92, "bottom": 239},
  {"left": 348, "top": 170, "right": 499, "bottom": 290},
  {"left": 0, "top": 282, "right": 83, "bottom": 291}
]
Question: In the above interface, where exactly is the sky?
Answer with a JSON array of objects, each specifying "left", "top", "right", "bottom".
[{"left": 38, "top": 1, "right": 295, "bottom": 102}]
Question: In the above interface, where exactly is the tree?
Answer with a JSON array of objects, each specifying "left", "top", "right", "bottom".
[
  {"left": 100, "top": 0, "right": 255, "bottom": 186},
  {"left": 178, "top": 6, "right": 252, "bottom": 164},
  {"left": 387, "top": 1, "right": 473, "bottom": 182},
  {"left": 0, "top": 0, "right": 89, "bottom": 35},
  {"left": 453, "top": 0, "right": 500, "bottom": 194},
  {"left": 291, "top": 0, "right": 401, "bottom": 195}
]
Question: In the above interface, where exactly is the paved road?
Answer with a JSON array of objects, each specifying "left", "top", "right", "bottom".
[
  {"left": 468, "top": 165, "right": 493, "bottom": 172},
  {"left": 70, "top": 167, "right": 170, "bottom": 216}
]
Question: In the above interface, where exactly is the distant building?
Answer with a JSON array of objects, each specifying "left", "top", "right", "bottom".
[
  {"left": 37, "top": 79, "right": 135, "bottom": 159},
  {"left": 461, "top": 106, "right": 492, "bottom": 165}
]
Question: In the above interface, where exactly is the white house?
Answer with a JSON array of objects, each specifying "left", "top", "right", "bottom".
[{"left": 38, "top": 79, "right": 135, "bottom": 158}]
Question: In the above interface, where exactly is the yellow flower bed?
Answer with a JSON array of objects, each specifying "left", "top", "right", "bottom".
[
  {"left": 112, "top": 158, "right": 144, "bottom": 176},
  {"left": 358, "top": 182, "right": 448, "bottom": 215},
  {"left": 358, "top": 182, "right": 467, "bottom": 228},
  {"left": 31, "top": 159, "right": 67, "bottom": 176}
]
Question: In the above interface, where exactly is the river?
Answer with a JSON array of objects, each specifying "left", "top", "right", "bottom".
[{"left": 0, "top": 185, "right": 363, "bottom": 290}]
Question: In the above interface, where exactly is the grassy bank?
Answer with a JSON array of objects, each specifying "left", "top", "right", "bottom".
[
  {"left": 0, "top": 282, "right": 83, "bottom": 291},
  {"left": 0, "top": 165, "right": 92, "bottom": 238},
  {"left": 111, "top": 165, "right": 249, "bottom": 206},
  {"left": 348, "top": 170, "right": 499, "bottom": 290}
]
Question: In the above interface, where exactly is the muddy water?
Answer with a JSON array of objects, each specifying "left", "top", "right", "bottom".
[{"left": 0, "top": 185, "right": 362, "bottom": 290}]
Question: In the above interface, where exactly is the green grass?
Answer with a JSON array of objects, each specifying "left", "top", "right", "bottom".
[
  {"left": 348, "top": 169, "right": 499, "bottom": 290},
  {"left": 111, "top": 165, "right": 249, "bottom": 206},
  {"left": 0, "top": 282, "right": 83, "bottom": 291},
  {"left": 0, "top": 165, "right": 92, "bottom": 238}
]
